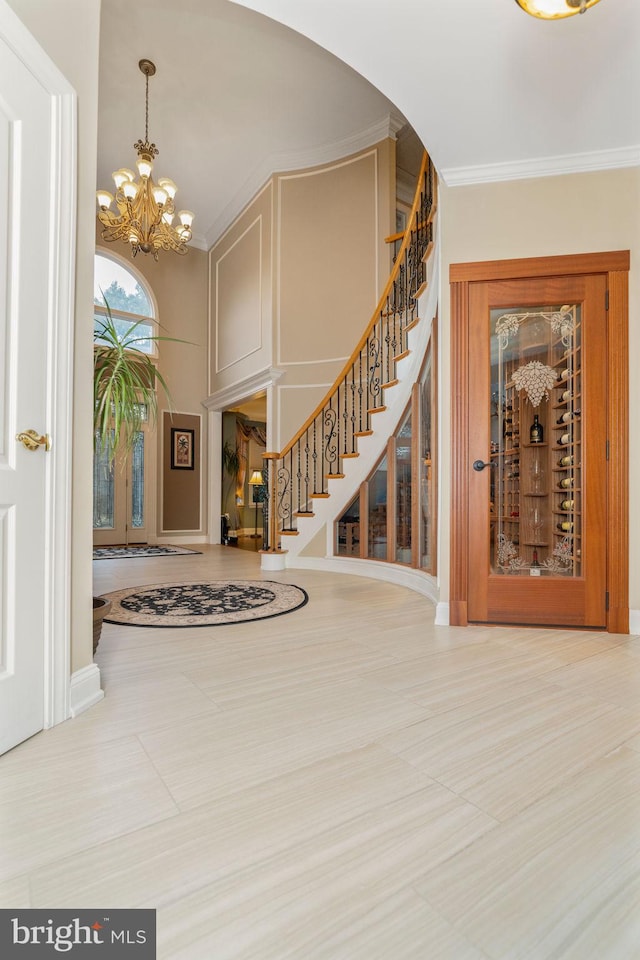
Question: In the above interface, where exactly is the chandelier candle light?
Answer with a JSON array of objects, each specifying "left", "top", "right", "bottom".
[
  {"left": 96, "top": 59, "right": 194, "bottom": 259},
  {"left": 514, "top": 0, "right": 602, "bottom": 18}
]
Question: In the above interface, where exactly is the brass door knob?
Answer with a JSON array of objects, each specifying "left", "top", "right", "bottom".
[{"left": 16, "top": 430, "right": 51, "bottom": 452}]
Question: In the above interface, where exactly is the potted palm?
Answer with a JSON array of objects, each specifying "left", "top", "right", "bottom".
[{"left": 93, "top": 297, "right": 185, "bottom": 650}]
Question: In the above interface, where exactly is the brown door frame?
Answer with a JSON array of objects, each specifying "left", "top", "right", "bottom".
[{"left": 450, "top": 251, "right": 629, "bottom": 633}]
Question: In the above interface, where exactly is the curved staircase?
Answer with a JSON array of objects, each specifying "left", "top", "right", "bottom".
[{"left": 261, "top": 151, "right": 439, "bottom": 582}]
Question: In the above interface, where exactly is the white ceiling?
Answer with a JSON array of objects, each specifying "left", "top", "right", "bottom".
[{"left": 98, "top": 0, "right": 640, "bottom": 251}]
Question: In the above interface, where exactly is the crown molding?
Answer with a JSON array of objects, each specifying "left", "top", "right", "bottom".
[
  {"left": 441, "top": 143, "right": 640, "bottom": 187},
  {"left": 204, "top": 113, "right": 404, "bottom": 250},
  {"left": 203, "top": 366, "right": 285, "bottom": 412}
]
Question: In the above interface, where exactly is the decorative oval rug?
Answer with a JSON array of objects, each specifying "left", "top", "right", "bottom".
[{"left": 100, "top": 580, "right": 308, "bottom": 628}]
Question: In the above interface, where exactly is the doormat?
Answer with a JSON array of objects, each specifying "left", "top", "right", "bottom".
[
  {"left": 100, "top": 580, "right": 308, "bottom": 628},
  {"left": 93, "top": 545, "right": 202, "bottom": 560}
]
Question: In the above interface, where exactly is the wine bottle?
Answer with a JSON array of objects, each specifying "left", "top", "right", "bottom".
[
  {"left": 558, "top": 454, "right": 574, "bottom": 467},
  {"left": 557, "top": 521, "right": 573, "bottom": 532},
  {"left": 561, "top": 390, "right": 571, "bottom": 402},
  {"left": 559, "top": 433, "right": 571, "bottom": 446},
  {"left": 560, "top": 499, "right": 575, "bottom": 510},
  {"left": 556, "top": 411, "right": 580, "bottom": 424},
  {"left": 558, "top": 477, "right": 574, "bottom": 489},
  {"left": 531, "top": 548, "right": 540, "bottom": 568},
  {"left": 530, "top": 415, "right": 543, "bottom": 444},
  {"left": 558, "top": 368, "right": 570, "bottom": 382}
]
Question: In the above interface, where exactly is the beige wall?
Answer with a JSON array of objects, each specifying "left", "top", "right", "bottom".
[
  {"left": 8, "top": 0, "right": 102, "bottom": 673},
  {"left": 162, "top": 412, "right": 202, "bottom": 531},
  {"left": 439, "top": 166, "right": 640, "bottom": 612},
  {"left": 96, "top": 235, "right": 209, "bottom": 537},
  {"left": 208, "top": 140, "right": 396, "bottom": 451},
  {"left": 274, "top": 141, "right": 395, "bottom": 448}
]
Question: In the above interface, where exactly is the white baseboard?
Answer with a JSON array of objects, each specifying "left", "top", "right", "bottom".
[
  {"left": 628, "top": 609, "right": 640, "bottom": 636},
  {"left": 69, "top": 664, "right": 104, "bottom": 717},
  {"left": 435, "top": 602, "right": 450, "bottom": 626},
  {"left": 291, "top": 555, "right": 438, "bottom": 605}
]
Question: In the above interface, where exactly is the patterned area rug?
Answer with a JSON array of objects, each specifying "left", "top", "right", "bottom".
[
  {"left": 101, "top": 580, "right": 308, "bottom": 628},
  {"left": 93, "top": 545, "right": 201, "bottom": 560}
]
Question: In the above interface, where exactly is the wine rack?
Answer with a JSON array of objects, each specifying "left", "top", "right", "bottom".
[{"left": 550, "top": 324, "right": 581, "bottom": 575}]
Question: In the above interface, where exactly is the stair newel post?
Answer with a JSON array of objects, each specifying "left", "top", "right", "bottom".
[{"left": 262, "top": 452, "right": 280, "bottom": 553}]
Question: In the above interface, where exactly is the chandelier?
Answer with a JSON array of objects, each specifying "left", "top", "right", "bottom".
[
  {"left": 514, "top": 0, "right": 602, "bottom": 17},
  {"left": 96, "top": 59, "right": 194, "bottom": 259}
]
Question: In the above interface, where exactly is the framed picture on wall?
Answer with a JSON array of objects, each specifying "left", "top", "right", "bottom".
[{"left": 171, "top": 427, "right": 195, "bottom": 470}]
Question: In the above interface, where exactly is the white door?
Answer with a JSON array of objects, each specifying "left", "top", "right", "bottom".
[{"left": 0, "top": 5, "right": 76, "bottom": 753}]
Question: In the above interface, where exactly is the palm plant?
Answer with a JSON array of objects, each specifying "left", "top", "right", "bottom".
[{"left": 93, "top": 297, "right": 184, "bottom": 462}]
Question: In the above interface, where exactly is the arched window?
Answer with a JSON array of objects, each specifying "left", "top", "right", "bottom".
[{"left": 94, "top": 251, "right": 156, "bottom": 354}]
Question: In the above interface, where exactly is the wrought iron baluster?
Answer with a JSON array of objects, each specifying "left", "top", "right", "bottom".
[
  {"left": 295, "top": 441, "right": 302, "bottom": 516},
  {"left": 342, "top": 375, "right": 350, "bottom": 455},
  {"left": 312, "top": 418, "right": 318, "bottom": 494},
  {"left": 304, "top": 429, "right": 310, "bottom": 508}
]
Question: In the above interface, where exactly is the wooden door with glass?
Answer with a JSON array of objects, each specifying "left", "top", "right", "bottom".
[{"left": 451, "top": 252, "right": 629, "bottom": 631}]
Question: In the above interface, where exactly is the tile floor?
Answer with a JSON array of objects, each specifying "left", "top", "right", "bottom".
[{"left": 1, "top": 546, "right": 639, "bottom": 958}]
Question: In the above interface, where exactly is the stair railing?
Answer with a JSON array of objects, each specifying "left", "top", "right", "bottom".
[{"left": 263, "top": 150, "right": 437, "bottom": 553}]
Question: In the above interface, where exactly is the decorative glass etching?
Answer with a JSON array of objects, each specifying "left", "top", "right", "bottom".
[{"left": 489, "top": 302, "right": 581, "bottom": 578}]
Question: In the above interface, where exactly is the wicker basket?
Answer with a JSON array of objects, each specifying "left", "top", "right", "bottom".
[{"left": 92, "top": 597, "right": 111, "bottom": 655}]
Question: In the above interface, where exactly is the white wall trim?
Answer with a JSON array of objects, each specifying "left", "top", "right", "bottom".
[
  {"left": 434, "top": 602, "right": 450, "bottom": 626},
  {"left": 281, "top": 355, "right": 350, "bottom": 367},
  {"left": 69, "top": 664, "right": 104, "bottom": 718},
  {"left": 291, "top": 555, "right": 438, "bottom": 606},
  {"left": 441, "top": 144, "right": 640, "bottom": 188},
  {"left": 205, "top": 113, "right": 403, "bottom": 249},
  {"left": 203, "top": 366, "right": 285, "bottom": 412},
  {"left": 627, "top": 609, "right": 640, "bottom": 636}
]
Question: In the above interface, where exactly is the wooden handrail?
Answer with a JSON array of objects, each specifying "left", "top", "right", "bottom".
[{"left": 277, "top": 151, "right": 434, "bottom": 461}]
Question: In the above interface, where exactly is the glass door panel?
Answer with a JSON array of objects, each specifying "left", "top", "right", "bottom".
[
  {"left": 368, "top": 456, "right": 388, "bottom": 559},
  {"left": 420, "top": 351, "right": 433, "bottom": 571},
  {"left": 93, "top": 429, "right": 115, "bottom": 529},
  {"left": 395, "top": 410, "right": 412, "bottom": 563},
  {"left": 490, "top": 304, "right": 581, "bottom": 578}
]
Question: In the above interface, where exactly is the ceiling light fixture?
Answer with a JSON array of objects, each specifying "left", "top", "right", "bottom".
[
  {"left": 514, "top": 0, "right": 602, "bottom": 18},
  {"left": 96, "top": 59, "right": 194, "bottom": 259}
]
